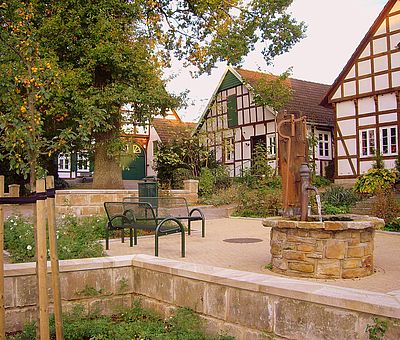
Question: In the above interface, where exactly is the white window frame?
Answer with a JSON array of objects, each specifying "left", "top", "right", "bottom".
[
  {"left": 380, "top": 126, "right": 398, "bottom": 156},
  {"left": 267, "top": 135, "right": 276, "bottom": 157},
  {"left": 224, "top": 137, "right": 234, "bottom": 162},
  {"left": 317, "top": 131, "right": 332, "bottom": 160},
  {"left": 360, "top": 128, "right": 376, "bottom": 157},
  {"left": 77, "top": 153, "right": 90, "bottom": 172},
  {"left": 58, "top": 154, "right": 71, "bottom": 171}
]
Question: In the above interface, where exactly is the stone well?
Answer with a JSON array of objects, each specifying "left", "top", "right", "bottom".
[{"left": 263, "top": 215, "right": 384, "bottom": 279}]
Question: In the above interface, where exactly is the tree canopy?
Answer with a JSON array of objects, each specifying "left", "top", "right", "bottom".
[{"left": 0, "top": 0, "right": 305, "bottom": 188}]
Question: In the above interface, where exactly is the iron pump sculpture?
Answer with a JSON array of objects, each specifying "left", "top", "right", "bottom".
[{"left": 277, "top": 112, "right": 320, "bottom": 221}]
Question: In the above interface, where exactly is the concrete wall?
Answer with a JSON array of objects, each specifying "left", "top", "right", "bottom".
[
  {"left": 55, "top": 180, "right": 199, "bottom": 216},
  {"left": 4, "top": 255, "right": 400, "bottom": 339}
]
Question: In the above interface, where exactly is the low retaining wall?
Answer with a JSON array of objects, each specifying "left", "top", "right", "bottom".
[
  {"left": 4, "top": 255, "right": 400, "bottom": 339},
  {"left": 56, "top": 180, "right": 199, "bottom": 216}
]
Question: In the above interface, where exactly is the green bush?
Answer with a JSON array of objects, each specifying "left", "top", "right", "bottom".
[
  {"left": 354, "top": 168, "right": 397, "bottom": 194},
  {"left": 9, "top": 303, "right": 233, "bottom": 340},
  {"left": 4, "top": 214, "right": 106, "bottom": 263},
  {"left": 385, "top": 217, "right": 400, "bottom": 232},
  {"left": 321, "top": 186, "right": 359, "bottom": 215},
  {"left": 199, "top": 167, "right": 215, "bottom": 197},
  {"left": 234, "top": 186, "right": 282, "bottom": 218},
  {"left": 312, "top": 175, "right": 331, "bottom": 188}
]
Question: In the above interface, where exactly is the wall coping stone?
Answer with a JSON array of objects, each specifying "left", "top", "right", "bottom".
[
  {"left": 263, "top": 215, "right": 384, "bottom": 231},
  {"left": 5, "top": 254, "right": 400, "bottom": 319}
]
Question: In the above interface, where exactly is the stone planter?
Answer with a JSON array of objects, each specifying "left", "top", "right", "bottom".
[{"left": 263, "top": 215, "right": 384, "bottom": 279}]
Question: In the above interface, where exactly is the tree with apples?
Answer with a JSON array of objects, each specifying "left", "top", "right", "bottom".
[{"left": 1, "top": 0, "right": 305, "bottom": 188}]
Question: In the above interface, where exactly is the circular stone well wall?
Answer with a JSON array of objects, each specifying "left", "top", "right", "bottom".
[{"left": 263, "top": 216, "right": 384, "bottom": 279}]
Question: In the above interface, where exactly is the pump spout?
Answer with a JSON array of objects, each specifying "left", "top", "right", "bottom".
[{"left": 299, "top": 164, "right": 321, "bottom": 221}]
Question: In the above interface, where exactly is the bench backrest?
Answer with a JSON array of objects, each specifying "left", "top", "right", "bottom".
[
  {"left": 104, "top": 201, "right": 157, "bottom": 229},
  {"left": 123, "top": 196, "right": 190, "bottom": 217}
]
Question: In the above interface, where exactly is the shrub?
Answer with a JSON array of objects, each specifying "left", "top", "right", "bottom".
[
  {"left": 199, "top": 185, "right": 239, "bottom": 206},
  {"left": 321, "top": 186, "right": 359, "bottom": 215},
  {"left": 372, "top": 189, "right": 400, "bottom": 225},
  {"left": 385, "top": 217, "right": 400, "bottom": 232},
  {"left": 10, "top": 302, "right": 233, "bottom": 339},
  {"left": 198, "top": 167, "right": 215, "bottom": 197},
  {"left": 312, "top": 175, "right": 331, "bottom": 188},
  {"left": 354, "top": 168, "right": 397, "bottom": 194},
  {"left": 4, "top": 214, "right": 106, "bottom": 263},
  {"left": 234, "top": 186, "right": 282, "bottom": 217}
]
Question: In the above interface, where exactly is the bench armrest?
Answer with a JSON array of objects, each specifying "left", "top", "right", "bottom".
[{"left": 189, "top": 207, "right": 204, "bottom": 219}]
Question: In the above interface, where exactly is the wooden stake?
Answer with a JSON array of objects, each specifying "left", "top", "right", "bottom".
[
  {"left": 0, "top": 176, "right": 5, "bottom": 339},
  {"left": 45, "top": 176, "right": 63, "bottom": 339},
  {"left": 35, "top": 179, "right": 49, "bottom": 340}
]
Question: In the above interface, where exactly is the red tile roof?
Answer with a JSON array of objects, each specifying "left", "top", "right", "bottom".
[
  {"left": 234, "top": 68, "right": 334, "bottom": 127},
  {"left": 152, "top": 118, "right": 196, "bottom": 143}
]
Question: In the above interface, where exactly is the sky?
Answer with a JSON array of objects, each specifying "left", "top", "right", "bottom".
[{"left": 165, "top": 0, "right": 388, "bottom": 122}]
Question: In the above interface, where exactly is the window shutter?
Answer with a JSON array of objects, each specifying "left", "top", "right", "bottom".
[{"left": 227, "top": 95, "right": 238, "bottom": 128}]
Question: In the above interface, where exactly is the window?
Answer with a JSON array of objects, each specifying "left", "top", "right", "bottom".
[
  {"left": 267, "top": 135, "right": 276, "bottom": 156},
  {"left": 224, "top": 137, "right": 234, "bottom": 162},
  {"left": 77, "top": 153, "right": 90, "bottom": 171},
  {"left": 317, "top": 131, "right": 331, "bottom": 159},
  {"left": 58, "top": 154, "right": 70, "bottom": 171},
  {"left": 360, "top": 129, "right": 376, "bottom": 157},
  {"left": 227, "top": 95, "right": 238, "bottom": 128},
  {"left": 380, "top": 126, "right": 397, "bottom": 156}
]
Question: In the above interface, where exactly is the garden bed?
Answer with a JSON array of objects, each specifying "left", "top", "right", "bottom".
[{"left": 8, "top": 303, "right": 233, "bottom": 339}]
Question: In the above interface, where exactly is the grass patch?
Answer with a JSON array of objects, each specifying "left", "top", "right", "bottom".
[{"left": 7, "top": 303, "right": 234, "bottom": 340}]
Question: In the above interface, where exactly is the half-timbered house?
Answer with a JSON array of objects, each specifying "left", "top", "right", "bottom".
[
  {"left": 322, "top": 0, "right": 400, "bottom": 184},
  {"left": 195, "top": 66, "right": 335, "bottom": 177},
  {"left": 57, "top": 110, "right": 194, "bottom": 180}
]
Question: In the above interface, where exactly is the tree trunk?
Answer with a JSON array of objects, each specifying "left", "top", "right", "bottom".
[{"left": 92, "top": 136, "right": 124, "bottom": 189}]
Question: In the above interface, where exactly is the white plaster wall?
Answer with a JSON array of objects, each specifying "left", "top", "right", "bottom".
[
  {"left": 384, "top": 159, "right": 396, "bottom": 169},
  {"left": 237, "top": 97, "right": 242, "bottom": 110},
  {"left": 373, "top": 37, "right": 387, "bottom": 54},
  {"left": 358, "top": 97, "right": 375, "bottom": 114},
  {"left": 337, "top": 101, "right": 355, "bottom": 118},
  {"left": 343, "top": 81, "right": 356, "bottom": 97},
  {"left": 389, "top": 13, "right": 400, "bottom": 31},
  {"left": 375, "top": 74, "right": 389, "bottom": 91},
  {"left": 255, "top": 124, "right": 266, "bottom": 136},
  {"left": 345, "top": 66, "right": 356, "bottom": 79},
  {"left": 235, "top": 142, "right": 242, "bottom": 160},
  {"left": 359, "top": 116, "right": 376, "bottom": 127},
  {"left": 215, "top": 145, "right": 223, "bottom": 162},
  {"left": 267, "top": 121, "right": 275, "bottom": 133},
  {"left": 379, "top": 112, "right": 398, "bottom": 124},
  {"left": 375, "top": 20, "right": 387, "bottom": 36},
  {"left": 391, "top": 52, "right": 400, "bottom": 68},
  {"left": 374, "top": 56, "right": 388, "bottom": 72},
  {"left": 392, "top": 71, "right": 400, "bottom": 87},
  {"left": 378, "top": 93, "right": 397, "bottom": 111},
  {"left": 390, "top": 33, "right": 400, "bottom": 50},
  {"left": 257, "top": 107, "right": 263, "bottom": 121},
  {"left": 358, "top": 60, "right": 371, "bottom": 76},
  {"left": 360, "top": 44, "right": 370, "bottom": 58},
  {"left": 242, "top": 126, "right": 253, "bottom": 139},
  {"left": 250, "top": 107, "right": 257, "bottom": 123},
  {"left": 338, "top": 159, "right": 354, "bottom": 176},
  {"left": 242, "top": 141, "right": 251, "bottom": 159},
  {"left": 227, "top": 88, "right": 235, "bottom": 96},
  {"left": 359, "top": 77, "right": 373, "bottom": 94},
  {"left": 238, "top": 109, "right": 243, "bottom": 125},
  {"left": 147, "top": 126, "right": 161, "bottom": 176},
  {"left": 332, "top": 87, "right": 341, "bottom": 100},
  {"left": 360, "top": 160, "right": 374, "bottom": 174},
  {"left": 337, "top": 139, "right": 357, "bottom": 157},
  {"left": 235, "top": 129, "right": 241, "bottom": 141},
  {"left": 243, "top": 109, "right": 250, "bottom": 124},
  {"left": 338, "top": 119, "right": 356, "bottom": 136},
  {"left": 390, "top": 1, "right": 400, "bottom": 13}
]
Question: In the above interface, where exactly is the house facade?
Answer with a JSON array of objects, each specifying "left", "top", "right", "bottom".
[
  {"left": 322, "top": 0, "right": 400, "bottom": 184},
  {"left": 196, "top": 67, "right": 335, "bottom": 177},
  {"left": 57, "top": 110, "right": 193, "bottom": 180}
]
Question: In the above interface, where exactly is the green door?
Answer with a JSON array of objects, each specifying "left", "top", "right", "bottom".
[{"left": 122, "top": 143, "right": 146, "bottom": 180}]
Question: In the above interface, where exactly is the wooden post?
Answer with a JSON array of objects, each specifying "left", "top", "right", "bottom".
[
  {"left": 35, "top": 179, "right": 50, "bottom": 340},
  {"left": 0, "top": 176, "right": 5, "bottom": 339},
  {"left": 45, "top": 176, "right": 63, "bottom": 339}
]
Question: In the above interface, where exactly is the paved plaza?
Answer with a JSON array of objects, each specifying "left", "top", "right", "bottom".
[{"left": 105, "top": 217, "right": 400, "bottom": 294}]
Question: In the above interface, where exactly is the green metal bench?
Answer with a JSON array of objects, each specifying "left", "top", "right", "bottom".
[
  {"left": 123, "top": 196, "right": 205, "bottom": 238},
  {"left": 104, "top": 201, "right": 185, "bottom": 257}
]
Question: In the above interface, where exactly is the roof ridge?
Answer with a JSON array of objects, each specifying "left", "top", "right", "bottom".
[{"left": 234, "top": 67, "right": 331, "bottom": 86}]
